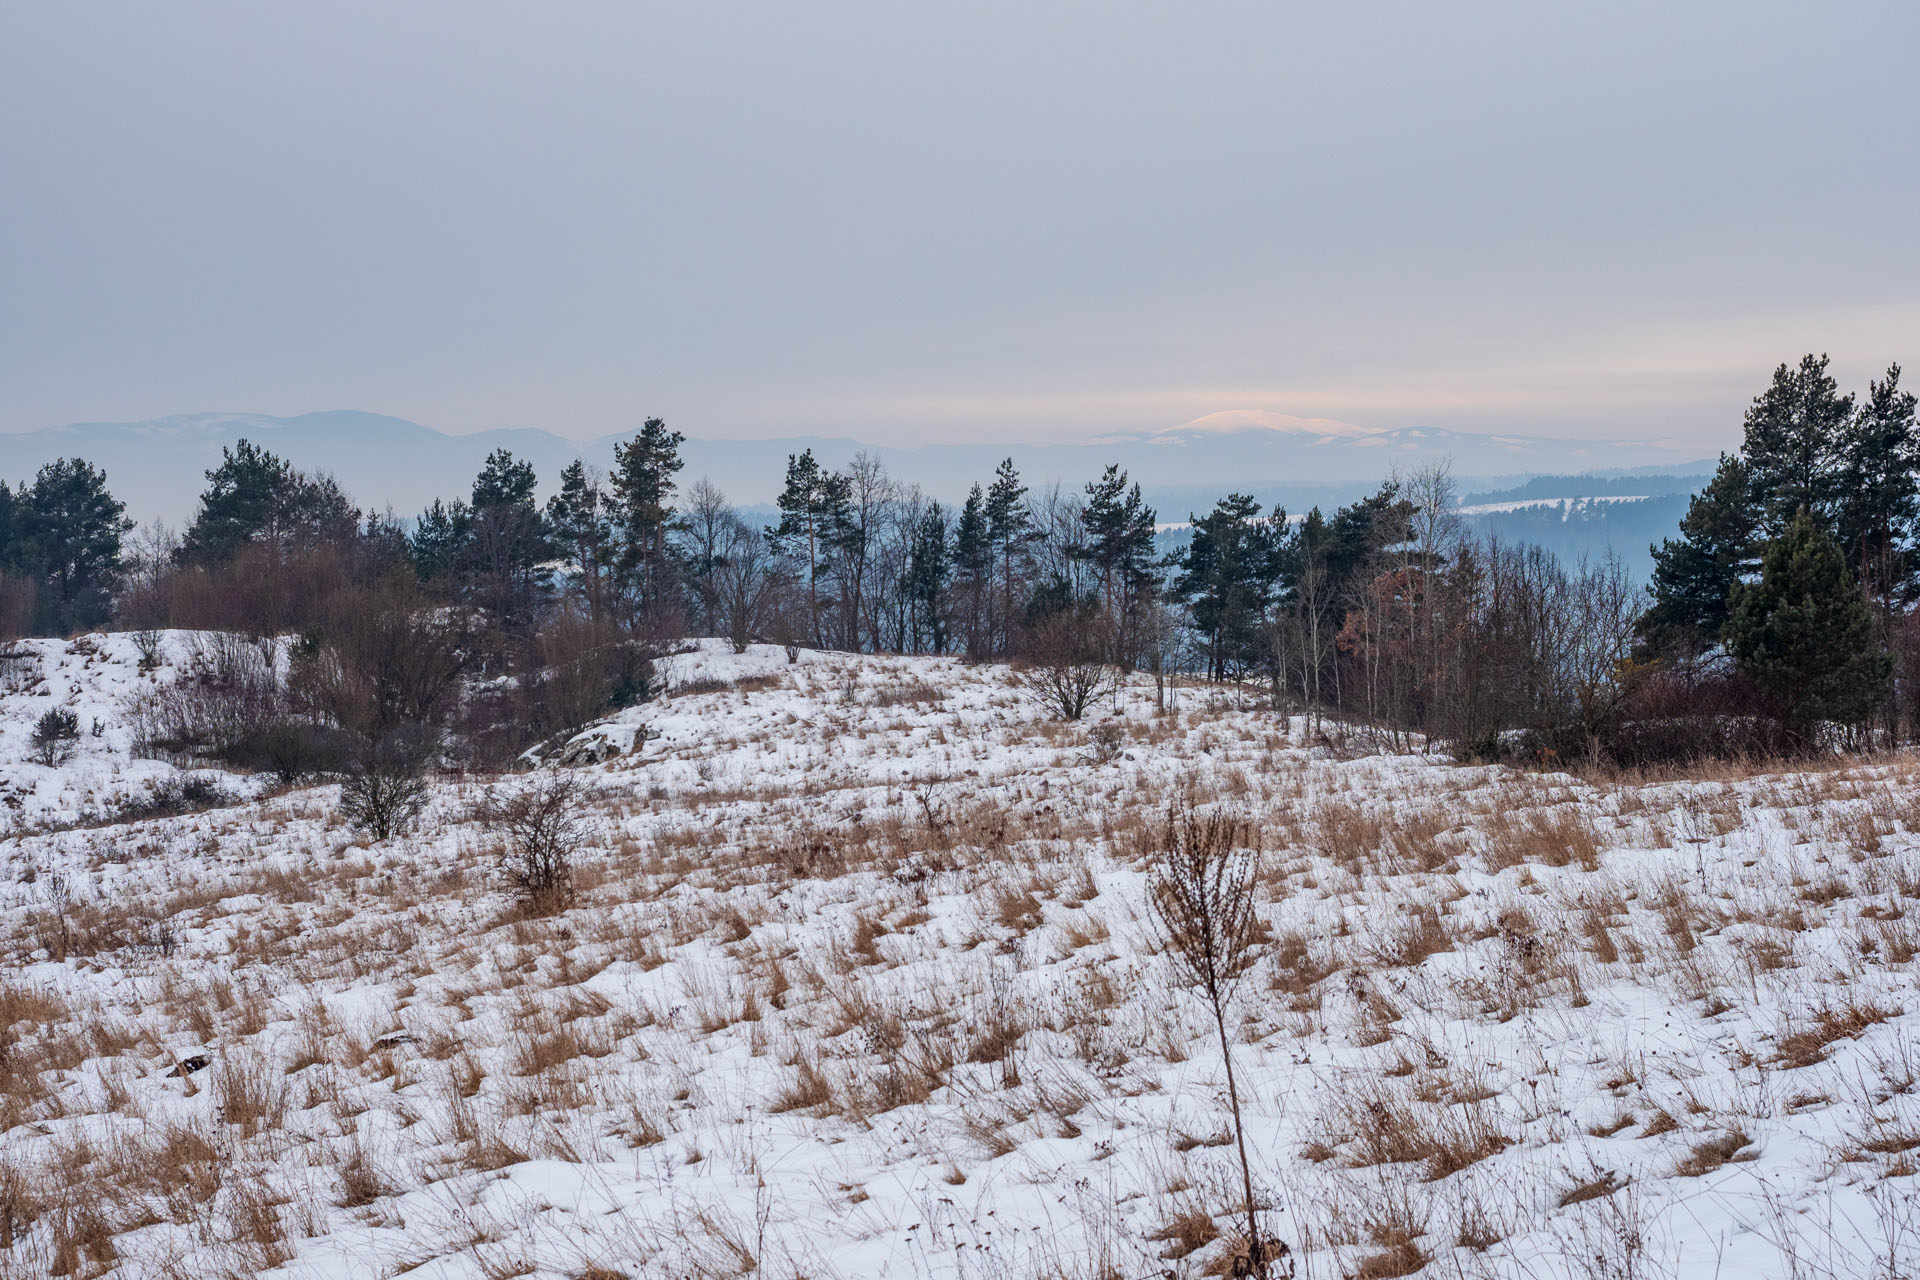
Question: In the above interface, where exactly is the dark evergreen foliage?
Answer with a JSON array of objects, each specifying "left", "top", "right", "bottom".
[
  {"left": 465, "top": 449, "right": 550, "bottom": 627},
  {"left": 609, "top": 418, "right": 685, "bottom": 610},
  {"left": 1835, "top": 364, "right": 1920, "bottom": 610},
  {"left": 768, "top": 450, "right": 846, "bottom": 647},
  {"left": 546, "top": 460, "right": 614, "bottom": 620},
  {"left": 5, "top": 458, "right": 132, "bottom": 633},
  {"left": 178, "top": 439, "right": 358, "bottom": 567},
  {"left": 1726, "top": 510, "right": 1890, "bottom": 742},
  {"left": 1174, "top": 493, "right": 1281, "bottom": 680},
  {"left": 1642, "top": 454, "right": 1759, "bottom": 655},
  {"left": 1741, "top": 354, "right": 1853, "bottom": 535}
]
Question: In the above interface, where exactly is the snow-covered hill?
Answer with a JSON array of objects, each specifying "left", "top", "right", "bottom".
[
  {"left": 1, "top": 639, "right": 1916, "bottom": 1278},
  {"left": 0, "top": 631, "right": 270, "bottom": 832}
]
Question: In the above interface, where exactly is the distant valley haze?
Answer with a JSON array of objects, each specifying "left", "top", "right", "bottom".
[
  {"left": 3, "top": 2, "right": 1916, "bottom": 504},
  {"left": 0, "top": 407, "right": 1715, "bottom": 528}
]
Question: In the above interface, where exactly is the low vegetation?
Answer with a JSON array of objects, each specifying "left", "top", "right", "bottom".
[{"left": 0, "top": 642, "right": 1916, "bottom": 1278}]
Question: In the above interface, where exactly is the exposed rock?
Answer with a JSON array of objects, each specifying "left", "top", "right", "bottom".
[{"left": 557, "top": 734, "right": 623, "bottom": 767}]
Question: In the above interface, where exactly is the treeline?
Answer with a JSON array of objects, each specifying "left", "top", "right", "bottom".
[{"left": 5, "top": 352, "right": 1913, "bottom": 775}]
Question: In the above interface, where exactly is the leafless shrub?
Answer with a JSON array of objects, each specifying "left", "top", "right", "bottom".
[
  {"left": 131, "top": 628, "right": 163, "bottom": 671},
  {"left": 490, "top": 773, "right": 590, "bottom": 914},
  {"left": 127, "top": 631, "right": 283, "bottom": 759},
  {"left": 338, "top": 727, "right": 439, "bottom": 841},
  {"left": 1085, "top": 720, "right": 1126, "bottom": 764},
  {"left": 1015, "top": 615, "right": 1118, "bottom": 722}
]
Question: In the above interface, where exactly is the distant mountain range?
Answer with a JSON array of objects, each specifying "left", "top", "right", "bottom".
[{"left": 0, "top": 409, "right": 1716, "bottom": 527}]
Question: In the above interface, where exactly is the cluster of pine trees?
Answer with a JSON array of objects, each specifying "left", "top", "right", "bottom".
[
  {"left": 6, "top": 351, "right": 1912, "bottom": 771},
  {"left": 1644, "top": 354, "right": 1915, "bottom": 744}
]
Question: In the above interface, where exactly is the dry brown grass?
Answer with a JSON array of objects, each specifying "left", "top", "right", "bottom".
[
  {"left": 1674, "top": 1129, "right": 1753, "bottom": 1177},
  {"left": 8, "top": 655, "right": 1920, "bottom": 1277},
  {"left": 1774, "top": 1000, "right": 1901, "bottom": 1069},
  {"left": 769, "top": 1059, "right": 833, "bottom": 1114},
  {"left": 212, "top": 1051, "right": 287, "bottom": 1138},
  {"left": 1149, "top": 1206, "right": 1220, "bottom": 1260},
  {"left": 1483, "top": 804, "right": 1608, "bottom": 871},
  {"left": 1319, "top": 1078, "right": 1513, "bottom": 1182}
]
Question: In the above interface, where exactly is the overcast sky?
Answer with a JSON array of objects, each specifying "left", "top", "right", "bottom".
[{"left": 3, "top": 2, "right": 1917, "bottom": 449}]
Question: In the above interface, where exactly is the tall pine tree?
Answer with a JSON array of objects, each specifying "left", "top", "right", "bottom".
[
  {"left": 609, "top": 418, "right": 686, "bottom": 613},
  {"left": 1642, "top": 454, "right": 1760, "bottom": 655},
  {"left": 546, "top": 460, "right": 614, "bottom": 621},
  {"left": 176, "top": 439, "right": 359, "bottom": 568},
  {"left": 984, "top": 458, "right": 1031, "bottom": 656},
  {"left": 11, "top": 459, "right": 131, "bottom": 634},
  {"left": 1742, "top": 353, "right": 1854, "bottom": 536},
  {"left": 906, "top": 500, "right": 951, "bottom": 655},
  {"left": 1174, "top": 493, "right": 1281, "bottom": 680},
  {"left": 466, "top": 450, "right": 549, "bottom": 628},
  {"left": 1726, "top": 509, "right": 1889, "bottom": 744},
  {"left": 767, "top": 450, "right": 842, "bottom": 648},
  {"left": 1835, "top": 363, "right": 1920, "bottom": 612},
  {"left": 951, "top": 485, "right": 990, "bottom": 658},
  {"left": 1078, "top": 465, "right": 1159, "bottom": 664}
]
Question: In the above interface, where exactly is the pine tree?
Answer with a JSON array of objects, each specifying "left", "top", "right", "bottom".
[
  {"left": 906, "top": 500, "right": 951, "bottom": 654},
  {"left": 357, "top": 510, "right": 415, "bottom": 581},
  {"left": 1078, "top": 465, "right": 1159, "bottom": 663},
  {"left": 1835, "top": 363, "right": 1920, "bottom": 611},
  {"left": 409, "top": 498, "right": 472, "bottom": 584},
  {"left": 609, "top": 418, "right": 686, "bottom": 611},
  {"left": 546, "top": 460, "right": 613, "bottom": 620},
  {"left": 1726, "top": 510, "right": 1890, "bottom": 744},
  {"left": 466, "top": 450, "right": 549, "bottom": 627},
  {"left": 1320, "top": 481, "right": 1415, "bottom": 588},
  {"left": 176, "top": 438, "right": 357, "bottom": 566},
  {"left": 767, "top": 450, "right": 841, "bottom": 647},
  {"left": 177, "top": 439, "right": 298, "bottom": 566},
  {"left": 1741, "top": 354, "right": 1854, "bottom": 536},
  {"left": 13, "top": 458, "right": 131, "bottom": 634},
  {"left": 984, "top": 458, "right": 1030, "bottom": 656},
  {"left": 1641, "top": 454, "right": 1760, "bottom": 655},
  {"left": 1174, "top": 493, "right": 1281, "bottom": 680},
  {"left": 951, "top": 485, "right": 990, "bottom": 658},
  {"left": 819, "top": 469, "right": 864, "bottom": 649}
]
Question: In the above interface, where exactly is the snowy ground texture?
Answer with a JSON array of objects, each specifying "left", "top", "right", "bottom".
[{"left": 3, "top": 634, "right": 1919, "bottom": 1279}]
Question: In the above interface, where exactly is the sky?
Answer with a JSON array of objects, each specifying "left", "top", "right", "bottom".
[{"left": 3, "top": 2, "right": 1918, "bottom": 450}]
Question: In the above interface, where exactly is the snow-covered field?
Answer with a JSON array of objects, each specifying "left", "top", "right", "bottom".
[
  {"left": 1453, "top": 495, "right": 1649, "bottom": 519},
  {"left": 2, "top": 635, "right": 1918, "bottom": 1279}
]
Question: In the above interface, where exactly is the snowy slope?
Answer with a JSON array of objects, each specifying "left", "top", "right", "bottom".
[
  {"left": 0, "top": 639, "right": 1916, "bottom": 1279},
  {"left": 0, "top": 631, "right": 267, "bottom": 832}
]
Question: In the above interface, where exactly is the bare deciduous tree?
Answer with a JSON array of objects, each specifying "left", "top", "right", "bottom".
[
  {"left": 1148, "top": 802, "right": 1282, "bottom": 1278},
  {"left": 713, "top": 517, "right": 784, "bottom": 655}
]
